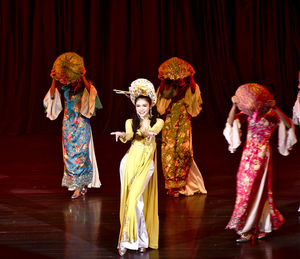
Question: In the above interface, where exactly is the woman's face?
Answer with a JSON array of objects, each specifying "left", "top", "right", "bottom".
[{"left": 135, "top": 98, "right": 150, "bottom": 118}]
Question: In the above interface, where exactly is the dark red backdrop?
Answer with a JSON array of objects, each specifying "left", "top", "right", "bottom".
[{"left": 1, "top": 0, "right": 299, "bottom": 135}]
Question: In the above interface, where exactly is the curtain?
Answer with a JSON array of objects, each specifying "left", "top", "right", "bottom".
[{"left": 0, "top": 0, "right": 299, "bottom": 134}]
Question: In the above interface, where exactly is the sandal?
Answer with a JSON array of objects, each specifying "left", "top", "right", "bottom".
[
  {"left": 138, "top": 247, "right": 146, "bottom": 253},
  {"left": 71, "top": 189, "right": 81, "bottom": 199},
  {"left": 236, "top": 233, "right": 252, "bottom": 243},
  {"left": 256, "top": 232, "right": 267, "bottom": 240},
  {"left": 118, "top": 247, "right": 127, "bottom": 256},
  {"left": 81, "top": 186, "right": 87, "bottom": 196}
]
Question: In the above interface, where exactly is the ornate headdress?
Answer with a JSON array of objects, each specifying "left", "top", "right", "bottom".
[
  {"left": 114, "top": 78, "right": 157, "bottom": 107},
  {"left": 235, "top": 83, "right": 274, "bottom": 115},
  {"left": 51, "top": 52, "right": 85, "bottom": 85},
  {"left": 129, "top": 78, "right": 157, "bottom": 106},
  {"left": 158, "top": 57, "right": 195, "bottom": 80}
]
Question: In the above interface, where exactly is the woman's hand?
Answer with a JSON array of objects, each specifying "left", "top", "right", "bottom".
[
  {"left": 146, "top": 131, "right": 157, "bottom": 142},
  {"left": 264, "top": 99, "right": 275, "bottom": 108},
  {"left": 231, "top": 95, "right": 238, "bottom": 105},
  {"left": 81, "top": 67, "right": 86, "bottom": 77},
  {"left": 110, "top": 131, "right": 126, "bottom": 142},
  {"left": 271, "top": 106, "right": 292, "bottom": 128},
  {"left": 82, "top": 75, "right": 91, "bottom": 92}
]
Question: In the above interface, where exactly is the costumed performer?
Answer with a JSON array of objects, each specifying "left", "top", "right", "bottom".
[
  {"left": 111, "top": 78, "right": 164, "bottom": 256},
  {"left": 43, "top": 52, "right": 102, "bottom": 199},
  {"left": 224, "top": 83, "right": 297, "bottom": 242},
  {"left": 156, "top": 57, "right": 207, "bottom": 197}
]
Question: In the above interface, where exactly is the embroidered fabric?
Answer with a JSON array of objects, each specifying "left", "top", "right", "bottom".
[{"left": 43, "top": 86, "right": 101, "bottom": 190}]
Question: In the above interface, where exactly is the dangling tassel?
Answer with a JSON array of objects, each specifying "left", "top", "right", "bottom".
[{"left": 150, "top": 108, "right": 153, "bottom": 118}]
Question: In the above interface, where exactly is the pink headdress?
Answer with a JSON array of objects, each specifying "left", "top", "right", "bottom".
[{"left": 234, "top": 83, "right": 275, "bottom": 117}]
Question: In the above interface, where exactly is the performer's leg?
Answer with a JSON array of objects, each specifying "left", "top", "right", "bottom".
[
  {"left": 136, "top": 160, "right": 155, "bottom": 250},
  {"left": 119, "top": 160, "right": 154, "bottom": 251}
]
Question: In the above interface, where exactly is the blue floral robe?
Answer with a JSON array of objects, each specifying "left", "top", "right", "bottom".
[{"left": 44, "top": 84, "right": 102, "bottom": 190}]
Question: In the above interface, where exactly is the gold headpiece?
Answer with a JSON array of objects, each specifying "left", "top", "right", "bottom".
[
  {"left": 51, "top": 52, "right": 85, "bottom": 85},
  {"left": 113, "top": 79, "right": 157, "bottom": 106},
  {"left": 129, "top": 78, "right": 157, "bottom": 106},
  {"left": 158, "top": 57, "right": 195, "bottom": 80}
]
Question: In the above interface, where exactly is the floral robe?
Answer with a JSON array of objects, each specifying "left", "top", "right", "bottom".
[
  {"left": 224, "top": 110, "right": 297, "bottom": 234},
  {"left": 161, "top": 98, "right": 193, "bottom": 189},
  {"left": 157, "top": 85, "right": 207, "bottom": 195},
  {"left": 43, "top": 85, "right": 102, "bottom": 190}
]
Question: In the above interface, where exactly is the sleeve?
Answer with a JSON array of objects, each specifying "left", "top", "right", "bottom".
[
  {"left": 43, "top": 88, "right": 63, "bottom": 120},
  {"left": 149, "top": 118, "right": 164, "bottom": 134},
  {"left": 292, "top": 91, "right": 300, "bottom": 125},
  {"left": 156, "top": 89, "right": 172, "bottom": 115},
  {"left": 80, "top": 85, "right": 103, "bottom": 118},
  {"left": 120, "top": 119, "right": 134, "bottom": 143},
  {"left": 184, "top": 84, "right": 203, "bottom": 117},
  {"left": 278, "top": 120, "right": 297, "bottom": 156},
  {"left": 223, "top": 119, "right": 242, "bottom": 153}
]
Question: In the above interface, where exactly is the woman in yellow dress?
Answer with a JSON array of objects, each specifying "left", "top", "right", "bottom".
[{"left": 111, "top": 78, "right": 164, "bottom": 256}]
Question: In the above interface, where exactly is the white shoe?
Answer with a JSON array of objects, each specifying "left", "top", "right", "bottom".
[
  {"left": 138, "top": 247, "right": 146, "bottom": 253},
  {"left": 118, "top": 247, "right": 127, "bottom": 256}
]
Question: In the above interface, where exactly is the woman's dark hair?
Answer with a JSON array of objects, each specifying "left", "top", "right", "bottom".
[{"left": 132, "top": 95, "right": 158, "bottom": 135}]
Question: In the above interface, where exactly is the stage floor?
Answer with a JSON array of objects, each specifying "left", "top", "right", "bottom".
[{"left": 0, "top": 129, "right": 299, "bottom": 258}]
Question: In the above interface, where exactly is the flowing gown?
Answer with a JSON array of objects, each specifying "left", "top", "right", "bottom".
[
  {"left": 223, "top": 110, "right": 297, "bottom": 234},
  {"left": 118, "top": 118, "right": 164, "bottom": 250},
  {"left": 43, "top": 85, "right": 102, "bottom": 190},
  {"left": 156, "top": 85, "right": 207, "bottom": 195}
]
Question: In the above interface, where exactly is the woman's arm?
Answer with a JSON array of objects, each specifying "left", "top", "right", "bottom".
[
  {"left": 271, "top": 106, "right": 292, "bottom": 128},
  {"left": 149, "top": 118, "right": 164, "bottom": 135},
  {"left": 82, "top": 75, "right": 91, "bottom": 93},
  {"left": 227, "top": 97, "right": 238, "bottom": 126},
  {"left": 111, "top": 119, "right": 134, "bottom": 143},
  {"left": 50, "top": 78, "right": 56, "bottom": 99},
  {"left": 146, "top": 118, "right": 164, "bottom": 142}
]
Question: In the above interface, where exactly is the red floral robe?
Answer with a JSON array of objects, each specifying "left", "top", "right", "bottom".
[{"left": 224, "top": 110, "right": 296, "bottom": 234}]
